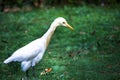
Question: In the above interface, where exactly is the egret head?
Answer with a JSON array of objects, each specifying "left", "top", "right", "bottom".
[{"left": 53, "top": 17, "right": 74, "bottom": 30}]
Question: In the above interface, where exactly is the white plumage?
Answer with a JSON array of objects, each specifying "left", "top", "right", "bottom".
[
  {"left": 3, "top": 17, "right": 74, "bottom": 76},
  {"left": 4, "top": 38, "right": 45, "bottom": 71}
]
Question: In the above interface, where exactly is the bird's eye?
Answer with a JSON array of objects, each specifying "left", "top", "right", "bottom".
[{"left": 62, "top": 22, "right": 65, "bottom": 24}]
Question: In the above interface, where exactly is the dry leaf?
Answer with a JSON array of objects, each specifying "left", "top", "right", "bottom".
[
  {"left": 40, "top": 71, "right": 46, "bottom": 75},
  {"left": 45, "top": 68, "right": 52, "bottom": 73},
  {"left": 40, "top": 68, "right": 52, "bottom": 76}
]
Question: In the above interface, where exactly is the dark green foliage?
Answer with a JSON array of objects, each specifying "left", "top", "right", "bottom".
[
  {"left": 0, "top": 5, "right": 120, "bottom": 80},
  {"left": 0, "top": 0, "right": 120, "bottom": 10}
]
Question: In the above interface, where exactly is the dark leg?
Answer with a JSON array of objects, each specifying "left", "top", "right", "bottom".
[
  {"left": 32, "top": 67, "right": 36, "bottom": 77},
  {"left": 26, "top": 70, "right": 29, "bottom": 77}
]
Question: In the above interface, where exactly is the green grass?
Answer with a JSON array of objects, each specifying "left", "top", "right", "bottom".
[{"left": 0, "top": 5, "right": 120, "bottom": 80}]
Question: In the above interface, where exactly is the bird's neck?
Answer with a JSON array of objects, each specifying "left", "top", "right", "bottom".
[{"left": 42, "top": 22, "right": 58, "bottom": 48}]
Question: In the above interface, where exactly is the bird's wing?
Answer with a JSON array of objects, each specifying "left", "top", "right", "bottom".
[
  {"left": 4, "top": 38, "right": 46, "bottom": 63},
  {"left": 32, "top": 50, "right": 45, "bottom": 66}
]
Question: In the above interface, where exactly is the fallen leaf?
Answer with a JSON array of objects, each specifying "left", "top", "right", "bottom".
[
  {"left": 40, "top": 71, "right": 46, "bottom": 75},
  {"left": 45, "top": 68, "right": 52, "bottom": 73},
  {"left": 40, "top": 68, "right": 52, "bottom": 76}
]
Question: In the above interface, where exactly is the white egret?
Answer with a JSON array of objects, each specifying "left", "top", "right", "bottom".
[{"left": 3, "top": 17, "right": 74, "bottom": 77}]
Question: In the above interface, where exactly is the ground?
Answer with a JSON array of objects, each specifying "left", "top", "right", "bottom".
[{"left": 0, "top": 5, "right": 120, "bottom": 80}]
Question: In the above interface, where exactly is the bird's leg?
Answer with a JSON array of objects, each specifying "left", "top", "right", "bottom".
[
  {"left": 32, "top": 67, "right": 36, "bottom": 77},
  {"left": 26, "top": 70, "right": 29, "bottom": 77}
]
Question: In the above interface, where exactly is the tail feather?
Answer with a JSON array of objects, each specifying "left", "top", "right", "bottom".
[{"left": 3, "top": 57, "right": 13, "bottom": 64}]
